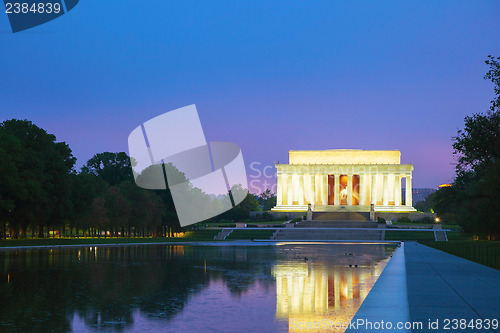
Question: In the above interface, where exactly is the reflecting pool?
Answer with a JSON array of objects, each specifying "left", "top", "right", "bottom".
[{"left": 0, "top": 243, "right": 395, "bottom": 332}]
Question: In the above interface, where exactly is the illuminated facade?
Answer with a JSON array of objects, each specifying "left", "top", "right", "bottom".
[
  {"left": 272, "top": 260, "right": 389, "bottom": 331},
  {"left": 272, "top": 149, "right": 416, "bottom": 212}
]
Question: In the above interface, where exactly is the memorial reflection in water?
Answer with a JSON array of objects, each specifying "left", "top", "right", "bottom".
[
  {"left": 0, "top": 244, "right": 394, "bottom": 333},
  {"left": 272, "top": 244, "right": 392, "bottom": 332}
]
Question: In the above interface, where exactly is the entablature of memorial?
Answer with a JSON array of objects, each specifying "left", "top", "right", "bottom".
[{"left": 275, "top": 163, "right": 414, "bottom": 175}]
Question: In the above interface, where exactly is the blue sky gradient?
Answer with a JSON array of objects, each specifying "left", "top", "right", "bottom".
[{"left": 1, "top": 0, "right": 500, "bottom": 192}]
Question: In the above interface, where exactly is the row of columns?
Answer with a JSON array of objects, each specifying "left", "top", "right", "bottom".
[{"left": 276, "top": 173, "right": 412, "bottom": 207}]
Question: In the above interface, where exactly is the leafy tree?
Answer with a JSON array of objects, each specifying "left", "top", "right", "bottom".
[
  {"left": 118, "top": 181, "right": 166, "bottom": 237},
  {"left": 137, "top": 163, "right": 185, "bottom": 234},
  {"left": 0, "top": 133, "right": 23, "bottom": 212},
  {"left": 221, "top": 185, "right": 259, "bottom": 221},
  {"left": 104, "top": 186, "right": 130, "bottom": 237},
  {"left": 88, "top": 197, "right": 109, "bottom": 237},
  {"left": 0, "top": 119, "right": 75, "bottom": 238},
  {"left": 453, "top": 55, "right": 500, "bottom": 175},
  {"left": 155, "top": 188, "right": 181, "bottom": 235},
  {"left": 257, "top": 189, "right": 277, "bottom": 211},
  {"left": 436, "top": 56, "right": 500, "bottom": 238},
  {"left": 0, "top": 132, "right": 27, "bottom": 238},
  {"left": 82, "top": 152, "right": 133, "bottom": 186},
  {"left": 484, "top": 55, "right": 500, "bottom": 112},
  {"left": 67, "top": 173, "right": 108, "bottom": 237},
  {"left": 453, "top": 111, "right": 500, "bottom": 174}
]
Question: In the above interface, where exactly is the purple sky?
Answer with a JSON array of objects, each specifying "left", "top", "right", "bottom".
[{"left": 1, "top": 1, "right": 500, "bottom": 193}]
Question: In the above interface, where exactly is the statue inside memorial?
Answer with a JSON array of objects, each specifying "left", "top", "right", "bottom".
[{"left": 340, "top": 187, "right": 348, "bottom": 200}]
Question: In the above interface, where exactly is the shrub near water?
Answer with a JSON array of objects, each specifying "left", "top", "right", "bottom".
[{"left": 397, "top": 217, "right": 412, "bottom": 224}]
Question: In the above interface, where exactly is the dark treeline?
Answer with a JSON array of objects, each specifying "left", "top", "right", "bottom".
[
  {"left": 416, "top": 56, "right": 500, "bottom": 239},
  {"left": 0, "top": 120, "right": 259, "bottom": 239}
]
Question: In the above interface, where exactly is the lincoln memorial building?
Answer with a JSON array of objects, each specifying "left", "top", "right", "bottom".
[{"left": 272, "top": 149, "right": 416, "bottom": 213}]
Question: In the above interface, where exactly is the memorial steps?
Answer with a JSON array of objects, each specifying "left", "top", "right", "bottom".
[
  {"left": 295, "top": 221, "right": 378, "bottom": 228},
  {"left": 269, "top": 212, "right": 383, "bottom": 240},
  {"left": 311, "top": 211, "right": 370, "bottom": 221}
]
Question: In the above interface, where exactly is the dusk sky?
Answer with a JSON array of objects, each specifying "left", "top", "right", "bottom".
[{"left": 1, "top": 0, "right": 500, "bottom": 193}]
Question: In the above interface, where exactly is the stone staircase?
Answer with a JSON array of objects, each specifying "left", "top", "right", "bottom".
[
  {"left": 434, "top": 230, "right": 448, "bottom": 241},
  {"left": 214, "top": 229, "right": 233, "bottom": 240},
  {"left": 295, "top": 220, "right": 377, "bottom": 228},
  {"left": 275, "top": 218, "right": 383, "bottom": 241},
  {"left": 272, "top": 228, "right": 383, "bottom": 241},
  {"left": 312, "top": 212, "right": 370, "bottom": 221}
]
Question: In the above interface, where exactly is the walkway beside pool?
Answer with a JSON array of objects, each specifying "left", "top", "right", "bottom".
[
  {"left": 404, "top": 241, "right": 500, "bottom": 333},
  {"left": 349, "top": 241, "right": 500, "bottom": 332}
]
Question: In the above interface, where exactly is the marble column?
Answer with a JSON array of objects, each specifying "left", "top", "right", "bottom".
[
  {"left": 334, "top": 174, "right": 340, "bottom": 205},
  {"left": 276, "top": 174, "right": 283, "bottom": 206},
  {"left": 315, "top": 174, "right": 320, "bottom": 204},
  {"left": 359, "top": 174, "right": 365, "bottom": 206},
  {"left": 347, "top": 174, "right": 353, "bottom": 206},
  {"left": 394, "top": 174, "right": 401, "bottom": 206},
  {"left": 292, "top": 174, "right": 297, "bottom": 203},
  {"left": 405, "top": 175, "right": 412, "bottom": 206},
  {"left": 298, "top": 174, "right": 304, "bottom": 205},
  {"left": 287, "top": 174, "right": 293, "bottom": 205},
  {"left": 321, "top": 174, "right": 328, "bottom": 205},
  {"left": 389, "top": 173, "right": 394, "bottom": 205},
  {"left": 309, "top": 174, "right": 315, "bottom": 205},
  {"left": 371, "top": 174, "right": 377, "bottom": 205},
  {"left": 382, "top": 174, "right": 389, "bottom": 206}
]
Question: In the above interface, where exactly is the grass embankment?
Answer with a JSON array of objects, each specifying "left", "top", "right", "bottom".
[
  {"left": 385, "top": 230, "right": 473, "bottom": 241},
  {"left": 206, "top": 221, "right": 285, "bottom": 227},
  {"left": 386, "top": 230, "right": 499, "bottom": 270},
  {"left": 446, "top": 232, "right": 474, "bottom": 241},
  {"left": 225, "top": 230, "right": 275, "bottom": 240},
  {"left": 390, "top": 222, "right": 461, "bottom": 230},
  {"left": 0, "top": 230, "right": 222, "bottom": 248},
  {"left": 421, "top": 240, "right": 500, "bottom": 270}
]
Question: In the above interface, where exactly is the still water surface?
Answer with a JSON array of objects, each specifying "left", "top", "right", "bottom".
[{"left": 0, "top": 243, "right": 395, "bottom": 332}]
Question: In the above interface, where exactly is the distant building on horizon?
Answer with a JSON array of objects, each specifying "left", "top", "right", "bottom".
[{"left": 403, "top": 188, "right": 436, "bottom": 204}]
